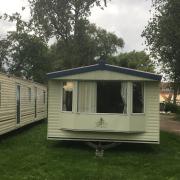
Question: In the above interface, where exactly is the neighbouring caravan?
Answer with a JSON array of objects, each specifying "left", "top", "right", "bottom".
[
  {"left": 0, "top": 72, "right": 47, "bottom": 135},
  {"left": 47, "top": 61, "right": 161, "bottom": 144}
]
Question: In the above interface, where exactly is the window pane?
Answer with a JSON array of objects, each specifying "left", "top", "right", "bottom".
[
  {"left": 78, "top": 81, "right": 96, "bottom": 113},
  {"left": 133, "top": 82, "right": 144, "bottom": 113},
  {"left": 28, "top": 88, "right": 31, "bottom": 102},
  {"left": 0, "top": 82, "right": 1, "bottom": 107},
  {"left": 97, "top": 81, "right": 127, "bottom": 113},
  {"left": 43, "top": 91, "right": 46, "bottom": 104},
  {"left": 62, "top": 82, "right": 73, "bottom": 111}
]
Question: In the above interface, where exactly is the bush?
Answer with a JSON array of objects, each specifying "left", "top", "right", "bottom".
[
  {"left": 164, "top": 103, "right": 178, "bottom": 113},
  {"left": 177, "top": 106, "right": 180, "bottom": 114}
]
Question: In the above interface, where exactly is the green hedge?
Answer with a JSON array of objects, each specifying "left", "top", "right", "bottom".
[
  {"left": 164, "top": 102, "right": 180, "bottom": 113},
  {"left": 177, "top": 106, "right": 180, "bottom": 114}
]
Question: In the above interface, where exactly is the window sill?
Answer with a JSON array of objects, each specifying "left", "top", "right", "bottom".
[
  {"left": 61, "top": 111, "right": 128, "bottom": 115},
  {"left": 61, "top": 111, "right": 145, "bottom": 116},
  {"left": 61, "top": 111, "right": 73, "bottom": 113},
  {"left": 77, "top": 112, "right": 128, "bottom": 115},
  {"left": 130, "top": 113, "right": 145, "bottom": 116}
]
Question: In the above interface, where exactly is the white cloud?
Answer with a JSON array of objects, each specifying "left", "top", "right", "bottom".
[
  {"left": 0, "top": 0, "right": 152, "bottom": 52},
  {"left": 89, "top": 0, "right": 152, "bottom": 52},
  {"left": 0, "top": 0, "right": 30, "bottom": 37}
]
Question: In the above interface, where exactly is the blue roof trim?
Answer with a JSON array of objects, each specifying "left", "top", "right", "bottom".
[{"left": 47, "top": 63, "right": 162, "bottom": 81}]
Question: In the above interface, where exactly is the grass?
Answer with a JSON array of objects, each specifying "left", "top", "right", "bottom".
[{"left": 0, "top": 121, "right": 180, "bottom": 180}]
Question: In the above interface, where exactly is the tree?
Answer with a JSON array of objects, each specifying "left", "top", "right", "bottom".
[
  {"left": 0, "top": 0, "right": 123, "bottom": 81},
  {"left": 0, "top": 32, "right": 53, "bottom": 83},
  {"left": 142, "top": 0, "right": 180, "bottom": 104},
  {"left": 89, "top": 24, "right": 124, "bottom": 58},
  {"left": 28, "top": 0, "right": 108, "bottom": 41},
  {"left": 108, "top": 51, "right": 155, "bottom": 73},
  {"left": 0, "top": 12, "right": 55, "bottom": 83},
  {"left": 50, "top": 22, "right": 124, "bottom": 70},
  {"left": 27, "top": 0, "right": 123, "bottom": 68},
  {"left": 0, "top": 38, "right": 10, "bottom": 72}
]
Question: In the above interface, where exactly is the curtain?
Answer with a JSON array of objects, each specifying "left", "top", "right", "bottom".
[
  {"left": 78, "top": 81, "right": 97, "bottom": 113},
  {"left": 121, "top": 82, "right": 127, "bottom": 113}
]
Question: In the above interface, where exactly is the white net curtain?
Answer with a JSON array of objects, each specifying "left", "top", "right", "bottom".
[
  {"left": 78, "top": 81, "right": 97, "bottom": 113},
  {"left": 121, "top": 82, "right": 127, "bottom": 114}
]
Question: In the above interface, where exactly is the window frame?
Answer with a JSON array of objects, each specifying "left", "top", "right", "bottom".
[
  {"left": 0, "top": 82, "right": 1, "bottom": 107},
  {"left": 131, "top": 81, "right": 145, "bottom": 114},
  {"left": 28, "top": 87, "right": 31, "bottom": 102},
  {"left": 43, "top": 90, "right": 46, "bottom": 104},
  {"left": 77, "top": 80, "right": 128, "bottom": 115},
  {"left": 60, "top": 80, "right": 145, "bottom": 115},
  {"left": 61, "top": 81, "right": 74, "bottom": 113}
]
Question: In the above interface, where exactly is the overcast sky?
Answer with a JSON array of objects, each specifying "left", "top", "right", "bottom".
[{"left": 0, "top": 0, "right": 152, "bottom": 52}]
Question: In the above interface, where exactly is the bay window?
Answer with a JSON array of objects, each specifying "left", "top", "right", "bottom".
[{"left": 61, "top": 81, "right": 144, "bottom": 114}]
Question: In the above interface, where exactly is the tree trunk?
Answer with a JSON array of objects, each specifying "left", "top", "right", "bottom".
[{"left": 173, "top": 82, "right": 178, "bottom": 105}]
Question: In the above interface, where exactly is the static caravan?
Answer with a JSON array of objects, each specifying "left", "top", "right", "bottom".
[
  {"left": 47, "top": 61, "right": 161, "bottom": 144},
  {"left": 0, "top": 72, "right": 47, "bottom": 135}
]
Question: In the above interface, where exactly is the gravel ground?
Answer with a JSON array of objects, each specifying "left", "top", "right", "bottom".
[{"left": 160, "top": 114, "right": 180, "bottom": 135}]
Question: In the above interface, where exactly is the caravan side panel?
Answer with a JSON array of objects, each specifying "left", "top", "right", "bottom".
[
  {"left": 47, "top": 80, "right": 61, "bottom": 138},
  {"left": 0, "top": 73, "right": 47, "bottom": 135}
]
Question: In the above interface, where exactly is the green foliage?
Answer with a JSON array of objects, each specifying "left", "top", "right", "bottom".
[
  {"left": 164, "top": 102, "right": 178, "bottom": 113},
  {"left": 0, "top": 32, "right": 53, "bottom": 83},
  {"left": 0, "top": 0, "right": 155, "bottom": 82},
  {"left": 28, "top": 0, "right": 108, "bottom": 40},
  {"left": 108, "top": 51, "right": 155, "bottom": 72},
  {"left": 0, "top": 11, "right": 55, "bottom": 83},
  {"left": 177, "top": 106, "right": 180, "bottom": 115},
  {"left": 1, "top": 122, "right": 180, "bottom": 179},
  {"left": 142, "top": 0, "right": 180, "bottom": 103},
  {"left": 1, "top": 12, "right": 29, "bottom": 34},
  {"left": 91, "top": 24, "right": 124, "bottom": 58},
  {"left": 51, "top": 22, "right": 124, "bottom": 69},
  {"left": 0, "top": 0, "right": 124, "bottom": 79},
  {"left": 28, "top": 0, "right": 123, "bottom": 69},
  {"left": 0, "top": 38, "right": 10, "bottom": 72}
]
